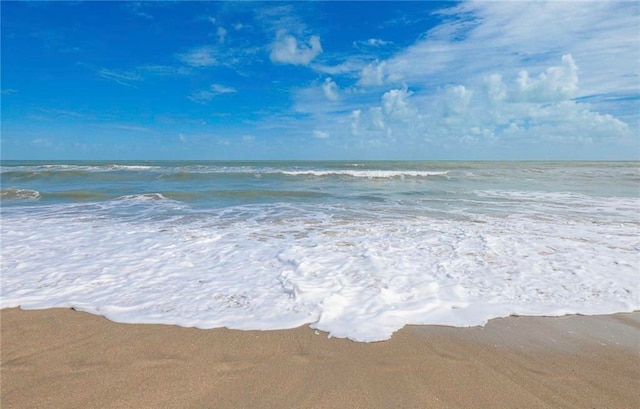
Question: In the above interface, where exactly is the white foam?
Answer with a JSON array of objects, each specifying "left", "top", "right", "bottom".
[
  {"left": 1, "top": 188, "right": 41, "bottom": 201},
  {"left": 1, "top": 164, "right": 449, "bottom": 180},
  {"left": 0, "top": 164, "right": 165, "bottom": 175},
  {"left": 281, "top": 170, "right": 449, "bottom": 178},
  {"left": 2, "top": 197, "right": 638, "bottom": 342}
]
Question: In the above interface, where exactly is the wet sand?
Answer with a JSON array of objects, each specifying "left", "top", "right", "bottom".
[{"left": 1, "top": 308, "right": 638, "bottom": 408}]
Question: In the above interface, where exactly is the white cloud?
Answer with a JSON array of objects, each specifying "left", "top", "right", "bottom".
[
  {"left": 270, "top": 33, "right": 322, "bottom": 66},
  {"left": 322, "top": 78, "right": 339, "bottom": 101},
  {"left": 211, "top": 84, "right": 237, "bottom": 94},
  {"left": 350, "top": 110, "right": 361, "bottom": 136},
  {"left": 381, "top": 1, "right": 638, "bottom": 105},
  {"left": 381, "top": 86, "right": 415, "bottom": 120},
  {"left": 366, "top": 38, "right": 392, "bottom": 47},
  {"left": 188, "top": 84, "right": 237, "bottom": 104},
  {"left": 313, "top": 129, "right": 330, "bottom": 139},
  {"left": 254, "top": 4, "right": 306, "bottom": 37},
  {"left": 217, "top": 27, "right": 228, "bottom": 44},
  {"left": 513, "top": 54, "right": 578, "bottom": 103},
  {"left": 443, "top": 85, "right": 473, "bottom": 116},
  {"left": 357, "top": 60, "right": 404, "bottom": 87},
  {"left": 484, "top": 73, "right": 507, "bottom": 104},
  {"left": 353, "top": 38, "right": 393, "bottom": 48},
  {"left": 357, "top": 61, "right": 387, "bottom": 87},
  {"left": 255, "top": 2, "right": 637, "bottom": 158},
  {"left": 312, "top": 58, "right": 368, "bottom": 75},
  {"left": 138, "top": 65, "right": 192, "bottom": 76},
  {"left": 369, "top": 107, "right": 385, "bottom": 131},
  {"left": 97, "top": 68, "right": 142, "bottom": 87},
  {"left": 295, "top": 53, "right": 632, "bottom": 157},
  {"left": 178, "top": 46, "right": 217, "bottom": 68},
  {"left": 390, "top": 55, "right": 630, "bottom": 147}
]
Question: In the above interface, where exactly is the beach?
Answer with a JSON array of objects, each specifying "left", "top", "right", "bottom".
[
  {"left": 2, "top": 308, "right": 638, "bottom": 408},
  {"left": 2, "top": 161, "right": 638, "bottom": 407}
]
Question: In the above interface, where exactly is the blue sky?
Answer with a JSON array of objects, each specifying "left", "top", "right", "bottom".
[{"left": 2, "top": 1, "right": 639, "bottom": 160}]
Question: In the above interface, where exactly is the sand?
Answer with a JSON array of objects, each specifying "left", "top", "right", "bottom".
[{"left": 1, "top": 308, "right": 638, "bottom": 409}]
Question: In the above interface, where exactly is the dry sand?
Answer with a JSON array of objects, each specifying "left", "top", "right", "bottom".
[{"left": 1, "top": 308, "right": 638, "bottom": 408}]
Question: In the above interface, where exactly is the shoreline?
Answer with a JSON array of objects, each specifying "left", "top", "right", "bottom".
[{"left": 2, "top": 308, "right": 639, "bottom": 408}]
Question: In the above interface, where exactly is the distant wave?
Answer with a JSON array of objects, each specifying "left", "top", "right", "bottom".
[
  {"left": 280, "top": 170, "right": 449, "bottom": 178},
  {"left": 2, "top": 166, "right": 450, "bottom": 183},
  {"left": 0, "top": 164, "right": 161, "bottom": 173}
]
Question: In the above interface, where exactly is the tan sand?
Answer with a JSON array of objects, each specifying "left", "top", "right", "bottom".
[{"left": 1, "top": 308, "right": 638, "bottom": 409}]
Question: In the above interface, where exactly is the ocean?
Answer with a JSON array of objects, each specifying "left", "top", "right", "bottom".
[{"left": 1, "top": 160, "right": 638, "bottom": 342}]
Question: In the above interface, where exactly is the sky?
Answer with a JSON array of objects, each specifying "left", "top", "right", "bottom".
[{"left": 1, "top": 1, "right": 639, "bottom": 160}]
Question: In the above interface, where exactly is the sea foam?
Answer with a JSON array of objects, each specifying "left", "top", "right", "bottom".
[{"left": 2, "top": 192, "right": 638, "bottom": 342}]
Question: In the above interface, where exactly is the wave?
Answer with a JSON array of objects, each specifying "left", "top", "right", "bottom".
[
  {"left": 1, "top": 164, "right": 161, "bottom": 173},
  {"left": 1, "top": 188, "right": 41, "bottom": 201},
  {"left": 280, "top": 170, "right": 449, "bottom": 178},
  {"left": 0, "top": 188, "right": 332, "bottom": 206},
  {"left": 114, "top": 193, "right": 171, "bottom": 202},
  {"left": 2, "top": 163, "right": 449, "bottom": 177}
]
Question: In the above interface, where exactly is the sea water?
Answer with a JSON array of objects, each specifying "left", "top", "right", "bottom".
[{"left": 1, "top": 161, "right": 638, "bottom": 342}]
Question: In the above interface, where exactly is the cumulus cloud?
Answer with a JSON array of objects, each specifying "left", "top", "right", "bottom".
[
  {"left": 307, "top": 53, "right": 632, "bottom": 156},
  {"left": 357, "top": 60, "right": 404, "bottom": 87},
  {"left": 380, "top": 1, "right": 637, "bottom": 106},
  {"left": 513, "top": 54, "right": 578, "bottom": 103},
  {"left": 270, "top": 33, "right": 322, "bottom": 65},
  {"left": 357, "top": 61, "right": 387, "bottom": 87},
  {"left": 381, "top": 86, "right": 415, "bottom": 120},
  {"left": 322, "top": 78, "right": 339, "bottom": 101},
  {"left": 260, "top": 2, "right": 636, "bottom": 158},
  {"left": 443, "top": 85, "right": 473, "bottom": 116},
  {"left": 484, "top": 73, "right": 507, "bottom": 104}
]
